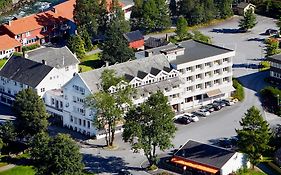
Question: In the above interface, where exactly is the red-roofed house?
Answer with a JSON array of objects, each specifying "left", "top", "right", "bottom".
[
  {"left": 0, "top": 0, "right": 76, "bottom": 47},
  {"left": 0, "top": 35, "right": 21, "bottom": 59}
]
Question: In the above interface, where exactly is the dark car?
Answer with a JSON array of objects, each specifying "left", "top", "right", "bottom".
[
  {"left": 221, "top": 99, "right": 231, "bottom": 106},
  {"left": 265, "top": 29, "right": 279, "bottom": 36},
  {"left": 214, "top": 100, "right": 226, "bottom": 107},
  {"left": 212, "top": 102, "right": 221, "bottom": 111},
  {"left": 205, "top": 104, "right": 215, "bottom": 112},
  {"left": 174, "top": 116, "right": 191, "bottom": 125}
]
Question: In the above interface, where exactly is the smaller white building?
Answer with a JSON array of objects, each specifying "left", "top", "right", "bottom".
[
  {"left": 0, "top": 35, "right": 21, "bottom": 59},
  {"left": 171, "top": 140, "right": 250, "bottom": 175}
]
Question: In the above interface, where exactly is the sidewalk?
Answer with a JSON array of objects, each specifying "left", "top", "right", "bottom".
[{"left": 0, "top": 164, "right": 16, "bottom": 172}]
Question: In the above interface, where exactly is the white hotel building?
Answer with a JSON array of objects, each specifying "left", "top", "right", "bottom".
[{"left": 48, "top": 40, "right": 235, "bottom": 137}]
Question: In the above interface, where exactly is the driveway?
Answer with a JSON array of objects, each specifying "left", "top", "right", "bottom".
[{"left": 81, "top": 15, "right": 281, "bottom": 175}]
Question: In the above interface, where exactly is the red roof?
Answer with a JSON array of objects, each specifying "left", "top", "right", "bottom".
[
  {"left": 2, "top": 0, "right": 76, "bottom": 35},
  {"left": 0, "top": 34, "right": 21, "bottom": 51}
]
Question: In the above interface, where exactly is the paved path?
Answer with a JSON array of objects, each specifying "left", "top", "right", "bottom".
[
  {"left": 0, "top": 164, "right": 16, "bottom": 172},
  {"left": 86, "top": 48, "right": 102, "bottom": 56}
]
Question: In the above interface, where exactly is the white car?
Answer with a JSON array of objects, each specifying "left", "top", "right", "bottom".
[
  {"left": 198, "top": 109, "right": 211, "bottom": 116},
  {"left": 184, "top": 113, "right": 199, "bottom": 122}
]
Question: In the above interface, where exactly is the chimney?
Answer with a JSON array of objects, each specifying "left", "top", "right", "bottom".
[
  {"left": 165, "top": 34, "right": 169, "bottom": 42},
  {"left": 8, "top": 21, "right": 11, "bottom": 26},
  {"left": 42, "top": 60, "right": 47, "bottom": 65},
  {"left": 105, "top": 61, "right": 109, "bottom": 67},
  {"left": 145, "top": 51, "right": 153, "bottom": 57}
]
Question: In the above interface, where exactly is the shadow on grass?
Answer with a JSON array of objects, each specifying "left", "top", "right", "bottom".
[{"left": 79, "top": 60, "right": 105, "bottom": 70}]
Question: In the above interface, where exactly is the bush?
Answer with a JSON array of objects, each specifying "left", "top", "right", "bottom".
[
  {"left": 147, "top": 164, "right": 158, "bottom": 171},
  {"left": 22, "top": 44, "right": 40, "bottom": 52},
  {"left": 12, "top": 52, "right": 23, "bottom": 57},
  {"left": 232, "top": 78, "right": 244, "bottom": 101},
  {"left": 260, "top": 86, "right": 281, "bottom": 116},
  {"left": 259, "top": 61, "right": 270, "bottom": 71}
]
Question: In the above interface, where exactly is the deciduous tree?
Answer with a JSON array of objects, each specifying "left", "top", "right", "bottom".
[
  {"left": 123, "top": 91, "right": 176, "bottom": 166},
  {"left": 13, "top": 88, "right": 49, "bottom": 140},
  {"left": 31, "top": 133, "right": 84, "bottom": 175},
  {"left": 238, "top": 9, "right": 257, "bottom": 31},
  {"left": 86, "top": 69, "right": 135, "bottom": 146},
  {"left": 176, "top": 16, "right": 189, "bottom": 40},
  {"left": 265, "top": 38, "right": 280, "bottom": 56},
  {"left": 236, "top": 106, "right": 272, "bottom": 168},
  {"left": 0, "top": 121, "right": 16, "bottom": 146}
]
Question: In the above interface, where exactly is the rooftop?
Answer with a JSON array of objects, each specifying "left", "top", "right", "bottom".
[
  {"left": 0, "top": 34, "right": 21, "bottom": 51},
  {"left": 123, "top": 30, "right": 144, "bottom": 42},
  {"left": 144, "top": 37, "right": 169, "bottom": 48},
  {"left": 0, "top": 56, "right": 53, "bottom": 87},
  {"left": 237, "top": 2, "right": 255, "bottom": 9},
  {"left": 79, "top": 54, "right": 172, "bottom": 92},
  {"left": 174, "top": 140, "right": 236, "bottom": 169},
  {"left": 27, "top": 46, "right": 79, "bottom": 68},
  {"left": 268, "top": 53, "right": 281, "bottom": 61},
  {"left": 144, "top": 40, "right": 233, "bottom": 65}
]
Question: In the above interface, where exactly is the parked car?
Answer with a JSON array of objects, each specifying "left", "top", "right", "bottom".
[
  {"left": 213, "top": 100, "right": 226, "bottom": 107},
  {"left": 174, "top": 116, "right": 191, "bottom": 125},
  {"left": 221, "top": 99, "right": 234, "bottom": 106},
  {"left": 265, "top": 29, "right": 279, "bottom": 36},
  {"left": 212, "top": 102, "right": 221, "bottom": 111},
  {"left": 193, "top": 109, "right": 210, "bottom": 117},
  {"left": 205, "top": 104, "right": 215, "bottom": 112},
  {"left": 185, "top": 113, "right": 199, "bottom": 122}
]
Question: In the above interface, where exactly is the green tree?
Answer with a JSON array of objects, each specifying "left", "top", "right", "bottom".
[
  {"left": 142, "top": 0, "right": 171, "bottom": 32},
  {"left": 86, "top": 69, "right": 135, "bottom": 146},
  {"left": 74, "top": 0, "right": 99, "bottom": 37},
  {"left": 217, "top": 0, "right": 233, "bottom": 19},
  {"left": 236, "top": 106, "right": 272, "bottom": 168},
  {"left": 101, "top": 8, "right": 134, "bottom": 64},
  {"left": 13, "top": 88, "right": 49, "bottom": 139},
  {"left": 123, "top": 91, "right": 177, "bottom": 166},
  {"left": 265, "top": 38, "right": 280, "bottom": 56},
  {"left": 178, "top": 0, "right": 195, "bottom": 20},
  {"left": 67, "top": 35, "right": 86, "bottom": 59},
  {"left": 203, "top": 0, "right": 216, "bottom": 22},
  {"left": 80, "top": 29, "right": 93, "bottom": 52},
  {"left": 31, "top": 133, "right": 84, "bottom": 175},
  {"left": 176, "top": 16, "right": 189, "bottom": 40},
  {"left": 130, "top": 0, "right": 144, "bottom": 30},
  {"left": 238, "top": 9, "right": 257, "bottom": 31},
  {"left": 0, "top": 121, "right": 16, "bottom": 146},
  {"left": 190, "top": 3, "right": 204, "bottom": 25}
]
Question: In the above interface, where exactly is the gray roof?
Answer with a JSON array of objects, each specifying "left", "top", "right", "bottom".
[
  {"left": 144, "top": 40, "right": 233, "bottom": 65},
  {"left": 27, "top": 46, "right": 79, "bottom": 68},
  {"left": 123, "top": 30, "right": 144, "bottom": 42},
  {"left": 79, "top": 54, "right": 172, "bottom": 92},
  {"left": 0, "top": 56, "right": 53, "bottom": 87},
  {"left": 174, "top": 140, "right": 236, "bottom": 169}
]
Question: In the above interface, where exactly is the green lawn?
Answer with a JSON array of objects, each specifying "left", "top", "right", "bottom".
[
  {"left": 0, "top": 166, "right": 35, "bottom": 175},
  {"left": 0, "top": 59, "right": 7, "bottom": 69},
  {"left": 236, "top": 168, "right": 266, "bottom": 175},
  {"left": 79, "top": 53, "right": 104, "bottom": 72}
]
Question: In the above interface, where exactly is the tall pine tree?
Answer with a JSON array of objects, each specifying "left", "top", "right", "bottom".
[{"left": 236, "top": 106, "right": 272, "bottom": 168}]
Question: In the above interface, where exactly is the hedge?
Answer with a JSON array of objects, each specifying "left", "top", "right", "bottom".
[
  {"left": 22, "top": 44, "right": 40, "bottom": 52},
  {"left": 232, "top": 78, "right": 244, "bottom": 101}
]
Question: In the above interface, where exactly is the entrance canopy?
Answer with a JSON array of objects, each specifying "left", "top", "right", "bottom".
[
  {"left": 206, "top": 89, "right": 222, "bottom": 97},
  {"left": 171, "top": 157, "right": 219, "bottom": 174}
]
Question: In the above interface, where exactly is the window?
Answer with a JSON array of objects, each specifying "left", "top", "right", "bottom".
[
  {"left": 186, "top": 76, "right": 192, "bottom": 82},
  {"left": 87, "top": 121, "right": 90, "bottom": 128},
  {"left": 214, "top": 69, "right": 220, "bottom": 74},
  {"left": 83, "top": 120, "right": 86, "bottom": 127},
  {"left": 26, "top": 31, "right": 30, "bottom": 37},
  {"left": 70, "top": 116, "right": 74, "bottom": 122},
  {"left": 205, "top": 72, "right": 211, "bottom": 77},
  {"left": 223, "top": 58, "right": 229, "bottom": 62},
  {"left": 41, "top": 88, "right": 45, "bottom": 92},
  {"left": 205, "top": 62, "right": 211, "bottom": 67},
  {"left": 196, "top": 74, "right": 201, "bottom": 79},
  {"left": 186, "top": 87, "right": 192, "bottom": 91},
  {"left": 65, "top": 66, "right": 69, "bottom": 71},
  {"left": 195, "top": 65, "right": 202, "bottom": 69},
  {"left": 185, "top": 97, "right": 192, "bottom": 103},
  {"left": 79, "top": 119, "right": 82, "bottom": 125},
  {"left": 14, "top": 81, "right": 17, "bottom": 86},
  {"left": 196, "top": 84, "right": 202, "bottom": 89},
  {"left": 52, "top": 98, "right": 55, "bottom": 105},
  {"left": 214, "top": 79, "right": 220, "bottom": 84},
  {"left": 186, "top": 67, "right": 191, "bottom": 72},
  {"left": 223, "top": 67, "right": 228, "bottom": 72}
]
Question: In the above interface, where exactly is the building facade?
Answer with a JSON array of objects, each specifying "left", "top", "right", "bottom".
[
  {"left": 268, "top": 53, "right": 281, "bottom": 84},
  {"left": 53, "top": 40, "right": 235, "bottom": 137},
  {"left": 0, "top": 35, "right": 21, "bottom": 59}
]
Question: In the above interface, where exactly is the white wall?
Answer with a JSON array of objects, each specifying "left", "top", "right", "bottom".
[
  {"left": 221, "top": 152, "right": 250, "bottom": 175},
  {"left": 0, "top": 48, "right": 14, "bottom": 59},
  {"left": 62, "top": 75, "right": 97, "bottom": 136}
]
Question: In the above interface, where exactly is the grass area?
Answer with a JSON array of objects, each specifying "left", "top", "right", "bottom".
[
  {"left": 79, "top": 53, "right": 104, "bottom": 72},
  {"left": 236, "top": 168, "right": 266, "bottom": 175},
  {"left": 0, "top": 59, "right": 7, "bottom": 69},
  {"left": 0, "top": 166, "right": 35, "bottom": 175}
]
